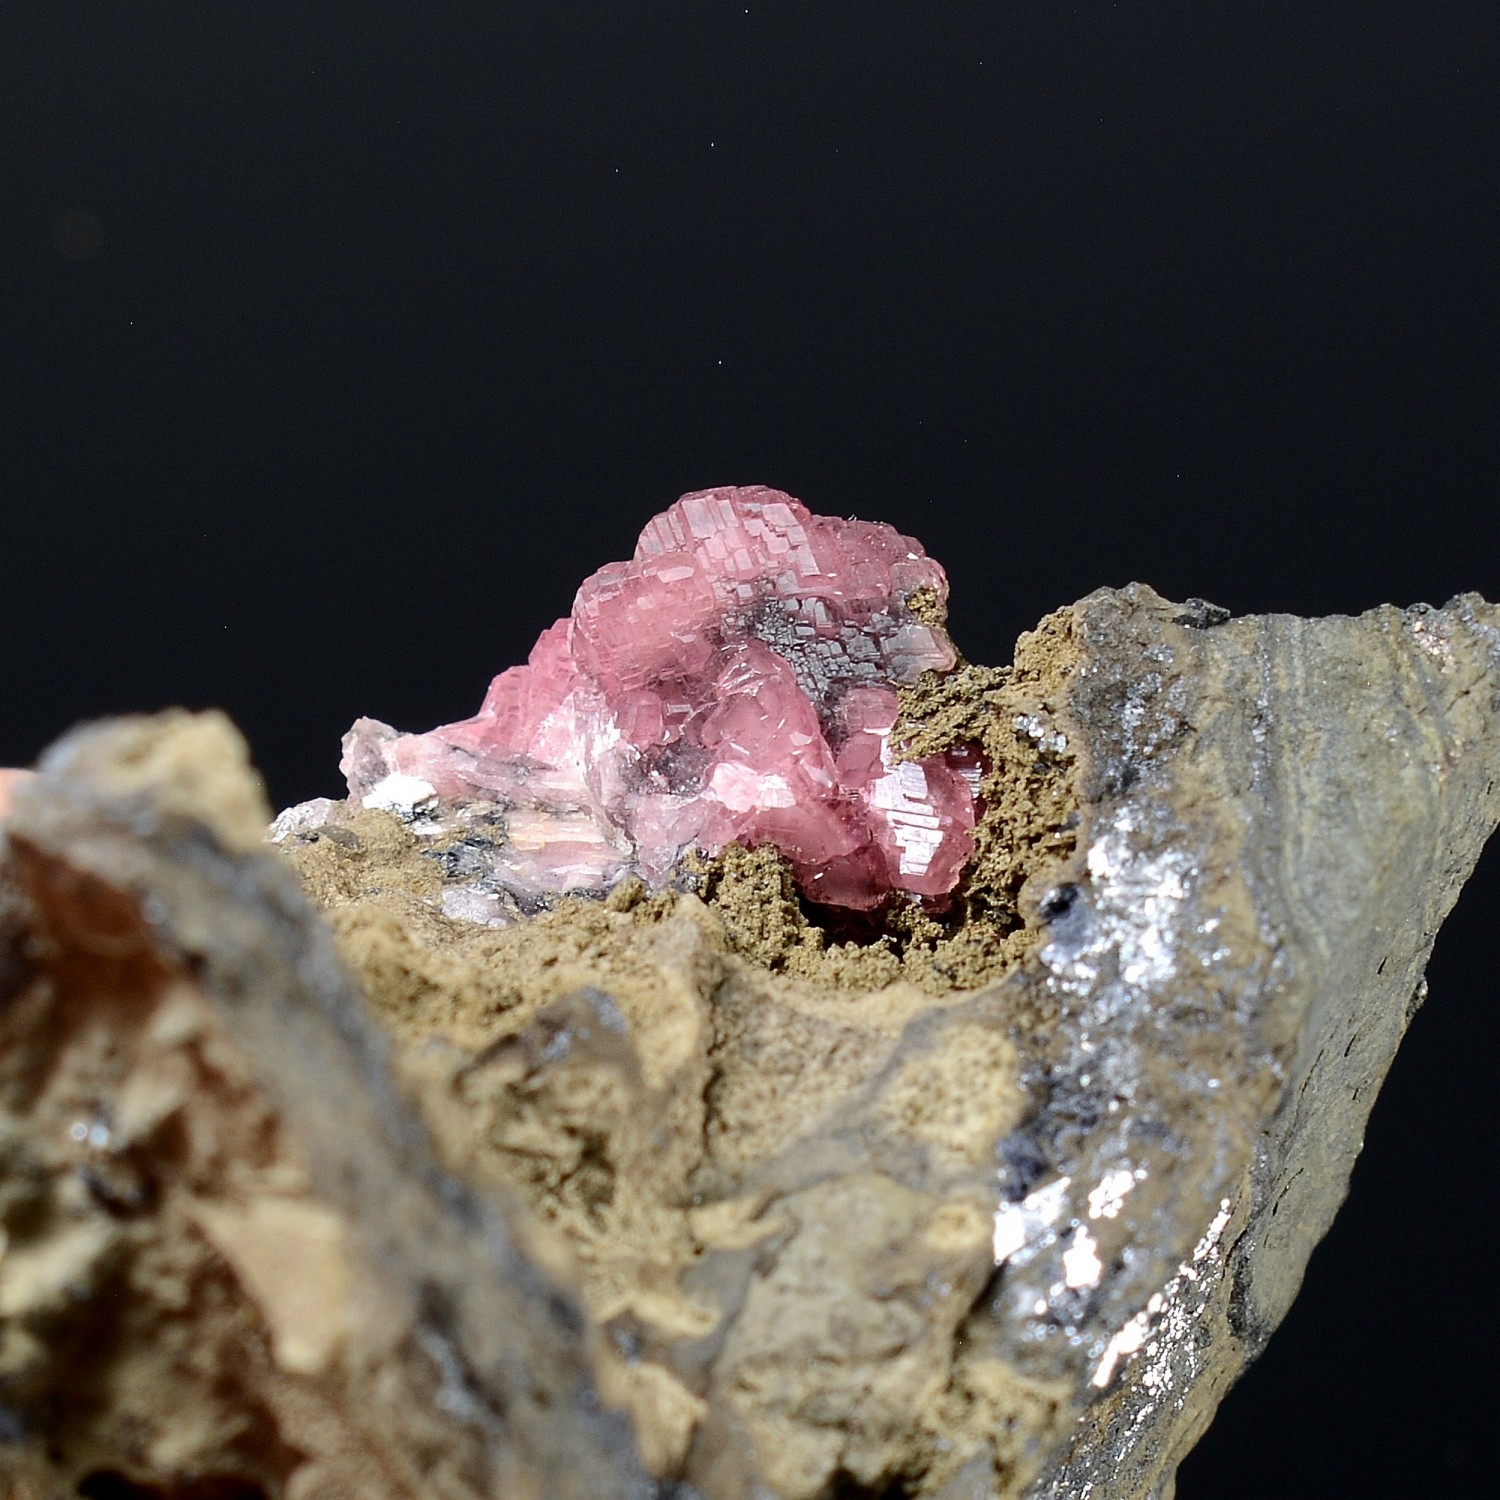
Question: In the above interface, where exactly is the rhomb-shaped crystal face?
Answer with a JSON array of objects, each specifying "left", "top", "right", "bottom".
[{"left": 342, "top": 486, "right": 982, "bottom": 910}]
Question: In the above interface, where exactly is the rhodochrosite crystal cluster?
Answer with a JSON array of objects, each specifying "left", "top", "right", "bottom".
[{"left": 340, "top": 486, "right": 982, "bottom": 910}]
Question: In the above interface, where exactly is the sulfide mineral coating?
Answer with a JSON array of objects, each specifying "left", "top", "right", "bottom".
[{"left": 1, "top": 509, "right": 1498, "bottom": 1499}]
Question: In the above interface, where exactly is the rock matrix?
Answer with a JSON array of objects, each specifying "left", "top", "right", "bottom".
[{"left": 1, "top": 561, "right": 1496, "bottom": 1499}]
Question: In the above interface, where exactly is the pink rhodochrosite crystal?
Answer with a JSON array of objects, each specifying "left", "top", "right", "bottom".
[{"left": 340, "top": 486, "right": 979, "bottom": 911}]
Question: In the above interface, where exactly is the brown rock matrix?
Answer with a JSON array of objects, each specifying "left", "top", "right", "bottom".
[{"left": 1, "top": 586, "right": 1497, "bottom": 1500}]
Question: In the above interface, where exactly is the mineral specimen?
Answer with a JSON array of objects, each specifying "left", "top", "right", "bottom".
[
  {"left": 338, "top": 486, "right": 979, "bottom": 911},
  {"left": 2, "top": 543, "right": 1498, "bottom": 1500}
]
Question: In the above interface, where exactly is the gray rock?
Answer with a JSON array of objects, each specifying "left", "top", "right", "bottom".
[{"left": 1012, "top": 587, "right": 1500, "bottom": 1498}]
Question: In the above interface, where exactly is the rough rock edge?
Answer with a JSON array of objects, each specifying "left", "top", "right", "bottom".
[{"left": 1020, "top": 588, "right": 1500, "bottom": 1499}]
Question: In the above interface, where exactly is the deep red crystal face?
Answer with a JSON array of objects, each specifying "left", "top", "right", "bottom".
[{"left": 342, "top": 486, "right": 979, "bottom": 909}]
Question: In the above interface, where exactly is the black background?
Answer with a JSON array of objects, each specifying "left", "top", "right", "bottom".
[{"left": 2, "top": 4, "right": 1496, "bottom": 1495}]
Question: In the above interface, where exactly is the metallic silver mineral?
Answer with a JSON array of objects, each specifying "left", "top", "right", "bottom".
[{"left": 1011, "top": 587, "right": 1500, "bottom": 1498}]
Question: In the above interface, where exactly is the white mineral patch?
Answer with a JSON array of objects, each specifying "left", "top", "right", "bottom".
[
  {"left": 439, "top": 885, "right": 515, "bottom": 928},
  {"left": 360, "top": 773, "right": 438, "bottom": 816},
  {"left": 1014, "top": 712, "right": 1068, "bottom": 754},
  {"left": 1062, "top": 1225, "right": 1104, "bottom": 1290},
  {"left": 1043, "top": 808, "right": 1196, "bottom": 990},
  {"left": 267, "top": 797, "right": 338, "bottom": 842},
  {"left": 992, "top": 1175, "right": 1073, "bottom": 1265},
  {"left": 1087, "top": 1167, "right": 1145, "bottom": 1221}
]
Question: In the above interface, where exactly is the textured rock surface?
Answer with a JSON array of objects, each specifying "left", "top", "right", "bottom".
[
  {"left": 1, "top": 585, "right": 1497, "bottom": 1500},
  {"left": 1021, "top": 588, "right": 1500, "bottom": 1498}
]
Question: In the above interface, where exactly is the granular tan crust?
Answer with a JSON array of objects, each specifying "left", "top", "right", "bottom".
[{"left": 894, "top": 607, "right": 1082, "bottom": 941}]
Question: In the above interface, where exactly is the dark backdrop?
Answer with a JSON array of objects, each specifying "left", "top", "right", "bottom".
[{"left": 2, "top": 5, "right": 1496, "bottom": 1495}]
